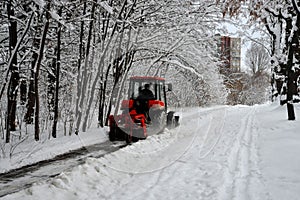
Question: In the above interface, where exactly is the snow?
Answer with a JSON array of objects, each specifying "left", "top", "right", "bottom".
[
  {"left": 98, "top": 1, "right": 114, "bottom": 14},
  {"left": 0, "top": 127, "right": 108, "bottom": 173},
  {"left": 32, "top": 0, "right": 46, "bottom": 8},
  {"left": 2, "top": 102, "right": 300, "bottom": 200}
]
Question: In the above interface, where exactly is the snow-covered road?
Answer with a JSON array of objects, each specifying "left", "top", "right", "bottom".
[{"left": 2, "top": 103, "right": 300, "bottom": 200}]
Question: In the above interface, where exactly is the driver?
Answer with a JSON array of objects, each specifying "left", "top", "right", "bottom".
[
  {"left": 138, "top": 83, "right": 154, "bottom": 100},
  {"left": 136, "top": 83, "right": 154, "bottom": 122}
]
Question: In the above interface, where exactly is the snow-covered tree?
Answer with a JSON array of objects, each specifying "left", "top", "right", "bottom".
[
  {"left": 127, "top": 0, "right": 227, "bottom": 107},
  {"left": 217, "top": 0, "right": 300, "bottom": 120},
  {"left": 0, "top": 0, "right": 228, "bottom": 143}
]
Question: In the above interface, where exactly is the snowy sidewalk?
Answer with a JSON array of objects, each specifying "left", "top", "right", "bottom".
[{"left": 256, "top": 104, "right": 300, "bottom": 200}]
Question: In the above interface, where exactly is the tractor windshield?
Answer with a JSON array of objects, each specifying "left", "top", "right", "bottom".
[{"left": 129, "top": 79, "right": 164, "bottom": 101}]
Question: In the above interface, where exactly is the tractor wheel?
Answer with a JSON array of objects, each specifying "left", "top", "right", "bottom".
[
  {"left": 151, "top": 110, "right": 166, "bottom": 134},
  {"left": 167, "top": 111, "right": 174, "bottom": 127},
  {"left": 126, "top": 133, "right": 140, "bottom": 143},
  {"left": 132, "top": 136, "right": 139, "bottom": 142},
  {"left": 108, "top": 130, "right": 116, "bottom": 142},
  {"left": 109, "top": 126, "right": 117, "bottom": 141},
  {"left": 167, "top": 111, "right": 179, "bottom": 128}
]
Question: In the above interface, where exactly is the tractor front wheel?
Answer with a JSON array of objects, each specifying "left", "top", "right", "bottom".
[{"left": 150, "top": 110, "right": 166, "bottom": 134}]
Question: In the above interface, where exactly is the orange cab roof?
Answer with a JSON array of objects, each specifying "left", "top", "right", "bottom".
[{"left": 130, "top": 76, "right": 165, "bottom": 81}]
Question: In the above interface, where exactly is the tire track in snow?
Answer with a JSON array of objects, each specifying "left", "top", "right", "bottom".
[
  {"left": 232, "top": 108, "right": 254, "bottom": 200},
  {"left": 113, "top": 107, "right": 228, "bottom": 200},
  {"left": 198, "top": 108, "right": 227, "bottom": 160},
  {"left": 247, "top": 107, "right": 272, "bottom": 200},
  {"left": 221, "top": 107, "right": 269, "bottom": 200},
  {"left": 145, "top": 108, "right": 227, "bottom": 199},
  {"left": 219, "top": 107, "right": 254, "bottom": 200}
]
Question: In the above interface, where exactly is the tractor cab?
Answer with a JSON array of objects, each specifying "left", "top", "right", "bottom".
[
  {"left": 129, "top": 77, "right": 166, "bottom": 101},
  {"left": 128, "top": 76, "right": 168, "bottom": 113}
]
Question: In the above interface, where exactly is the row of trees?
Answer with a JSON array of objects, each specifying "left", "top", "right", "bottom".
[
  {"left": 3, "top": 0, "right": 291, "bottom": 147},
  {"left": 1, "top": 0, "right": 228, "bottom": 144},
  {"left": 217, "top": 0, "right": 300, "bottom": 119}
]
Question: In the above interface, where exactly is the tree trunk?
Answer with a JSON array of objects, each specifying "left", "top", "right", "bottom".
[
  {"left": 34, "top": 1, "right": 51, "bottom": 141},
  {"left": 20, "top": 79, "right": 27, "bottom": 105},
  {"left": 97, "top": 4, "right": 112, "bottom": 127},
  {"left": 285, "top": 12, "right": 300, "bottom": 121},
  {"left": 6, "top": 0, "right": 18, "bottom": 143},
  {"left": 98, "top": 84, "right": 104, "bottom": 127},
  {"left": 25, "top": 13, "right": 40, "bottom": 124},
  {"left": 47, "top": 57, "right": 56, "bottom": 116},
  {"left": 75, "top": 0, "right": 96, "bottom": 134},
  {"left": 286, "top": 69, "right": 296, "bottom": 120},
  {"left": 75, "top": 1, "right": 86, "bottom": 134},
  {"left": 24, "top": 50, "right": 37, "bottom": 124},
  {"left": 98, "top": 63, "right": 111, "bottom": 127},
  {"left": 52, "top": 7, "right": 62, "bottom": 138}
]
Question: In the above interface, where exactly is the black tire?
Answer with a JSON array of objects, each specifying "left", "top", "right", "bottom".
[
  {"left": 109, "top": 131, "right": 116, "bottom": 141},
  {"left": 174, "top": 115, "right": 180, "bottom": 127},
  {"left": 109, "top": 123, "right": 117, "bottom": 141},
  {"left": 167, "top": 111, "right": 174, "bottom": 127},
  {"left": 132, "top": 136, "right": 139, "bottom": 142}
]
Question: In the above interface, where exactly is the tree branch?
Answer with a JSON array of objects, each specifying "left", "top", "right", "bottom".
[{"left": 0, "top": 12, "right": 34, "bottom": 101}]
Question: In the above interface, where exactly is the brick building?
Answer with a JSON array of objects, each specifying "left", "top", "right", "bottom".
[{"left": 218, "top": 36, "right": 241, "bottom": 73}]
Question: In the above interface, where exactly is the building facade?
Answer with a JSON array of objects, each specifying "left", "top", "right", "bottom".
[{"left": 219, "top": 36, "right": 241, "bottom": 73}]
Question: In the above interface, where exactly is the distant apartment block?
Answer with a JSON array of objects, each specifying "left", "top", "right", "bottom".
[{"left": 218, "top": 35, "right": 241, "bottom": 73}]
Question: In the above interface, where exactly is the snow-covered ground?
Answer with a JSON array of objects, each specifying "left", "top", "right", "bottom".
[
  {"left": 1, "top": 102, "right": 300, "bottom": 200},
  {"left": 0, "top": 126, "right": 108, "bottom": 173}
]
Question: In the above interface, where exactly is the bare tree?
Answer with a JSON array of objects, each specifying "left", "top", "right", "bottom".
[{"left": 245, "top": 42, "right": 270, "bottom": 76}]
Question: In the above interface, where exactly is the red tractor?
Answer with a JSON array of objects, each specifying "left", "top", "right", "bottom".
[{"left": 108, "top": 76, "right": 179, "bottom": 143}]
